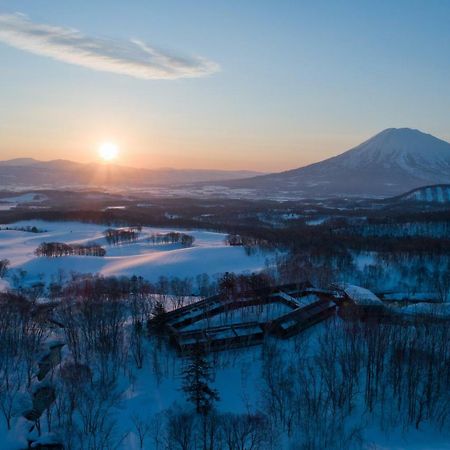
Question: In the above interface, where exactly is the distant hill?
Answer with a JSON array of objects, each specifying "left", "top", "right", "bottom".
[
  {"left": 393, "top": 184, "right": 450, "bottom": 203},
  {"left": 217, "top": 128, "right": 450, "bottom": 197},
  {"left": 3, "top": 128, "right": 450, "bottom": 197},
  {"left": 0, "top": 158, "right": 263, "bottom": 189}
]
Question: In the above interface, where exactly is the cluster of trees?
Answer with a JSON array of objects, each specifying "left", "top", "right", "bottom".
[
  {"left": 0, "top": 293, "right": 48, "bottom": 430},
  {"left": 35, "top": 242, "right": 106, "bottom": 257},
  {"left": 225, "top": 234, "right": 246, "bottom": 246},
  {"left": 259, "top": 318, "right": 450, "bottom": 448},
  {"left": 144, "top": 344, "right": 271, "bottom": 450},
  {"left": 225, "top": 234, "right": 269, "bottom": 255},
  {"left": 150, "top": 407, "right": 272, "bottom": 450},
  {"left": 104, "top": 227, "right": 141, "bottom": 245},
  {"left": 269, "top": 247, "right": 450, "bottom": 300},
  {"left": 349, "top": 253, "right": 450, "bottom": 301},
  {"left": 40, "top": 289, "right": 159, "bottom": 447},
  {"left": 0, "top": 225, "right": 46, "bottom": 233},
  {"left": 217, "top": 272, "right": 273, "bottom": 300},
  {"left": 148, "top": 232, "right": 195, "bottom": 247}
]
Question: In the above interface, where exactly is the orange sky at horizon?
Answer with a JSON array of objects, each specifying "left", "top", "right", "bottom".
[
  {"left": 1, "top": 2, "right": 449, "bottom": 174},
  {"left": 0, "top": 131, "right": 367, "bottom": 172}
]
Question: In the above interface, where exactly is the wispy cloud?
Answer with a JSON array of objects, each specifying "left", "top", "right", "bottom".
[{"left": 0, "top": 13, "right": 219, "bottom": 80}]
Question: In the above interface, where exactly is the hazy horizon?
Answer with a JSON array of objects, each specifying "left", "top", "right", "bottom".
[
  {"left": 1, "top": 1, "right": 450, "bottom": 171},
  {"left": 2, "top": 126, "right": 450, "bottom": 175}
]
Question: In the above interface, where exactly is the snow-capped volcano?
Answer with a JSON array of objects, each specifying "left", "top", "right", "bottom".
[
  {"left": 330, "top": 128, "right": 450, "bottom": 176},
  {"left": 224, "top": 128, "right": 450, "bottom": 197}
]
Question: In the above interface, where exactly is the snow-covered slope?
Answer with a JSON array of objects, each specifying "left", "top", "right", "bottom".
[
  {"left": 223, "top": 128, "right": 450, "bottom": 197},
  {"left": 0, "top": 193, "right": 48, "bottom": 210},
  {"left": 330, "top": 128, "right": 450, "bottom": 175},
  {"left": 0, "top": 221, "right": 271, "bottom": 285},
  {"left": 397, "top": 184, "right": 450, "bottom": 203}
]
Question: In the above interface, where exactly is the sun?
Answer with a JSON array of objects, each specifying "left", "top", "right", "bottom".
[{"left": 98, "top": 142, "right": 119, "bottom": 162}]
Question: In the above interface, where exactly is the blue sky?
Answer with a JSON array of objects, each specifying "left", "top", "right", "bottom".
[{"left": 0, "top": 0, "right": 449, "bottom": 170}]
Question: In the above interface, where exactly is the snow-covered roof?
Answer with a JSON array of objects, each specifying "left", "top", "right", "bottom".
[{"left": 337, "top": 283, "right": 384, "bottom": 306}]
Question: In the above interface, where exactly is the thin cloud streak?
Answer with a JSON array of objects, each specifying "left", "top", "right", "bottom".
[{"left": 0, "top": 13, "right": 219, "bottom": 80}]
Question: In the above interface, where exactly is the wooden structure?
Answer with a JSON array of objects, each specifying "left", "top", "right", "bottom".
[
  {"left": 268, "top": 299, "right": 336, "bottom": 338},
  {"left": 155, "top": 282, "right": 340, "bottom": 353}
]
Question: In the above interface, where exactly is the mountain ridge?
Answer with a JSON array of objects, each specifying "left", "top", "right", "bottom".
[
  {"left": 0, "top": 158, "right": 264, "bottom": 188},
  {"left": 218, "top": 128, "right": 450, "bottom": 197},
  {"left": 2, "top": 128, "right": 449, "bottom": 197}
]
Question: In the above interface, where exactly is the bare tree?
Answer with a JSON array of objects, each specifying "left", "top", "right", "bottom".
[{"left": 131, "top": 413, "right": 152, "bottom": 449}]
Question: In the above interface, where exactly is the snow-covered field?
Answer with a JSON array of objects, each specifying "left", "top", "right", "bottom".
[
  {"left": 0, "top": 193, "right": 48, "bottom": 210},
  {"left": 0, "top": 220, "right": 271, "bottom": 287}
]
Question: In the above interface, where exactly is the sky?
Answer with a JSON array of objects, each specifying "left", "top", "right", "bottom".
[{"left": 0, "top": 0, "right": 449, "bottom": 171}]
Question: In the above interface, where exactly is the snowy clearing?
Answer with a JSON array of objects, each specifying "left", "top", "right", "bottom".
[{"left": 0, "top": 220, "right": 272, "bottom": 286}]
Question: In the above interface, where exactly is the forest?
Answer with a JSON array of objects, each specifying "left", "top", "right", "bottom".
[
  {"left": 0, "top": 276, "right": 449, "bottom": 449},
  {"left": 0, "top": 198, "right": 449, "bottom": 448}
]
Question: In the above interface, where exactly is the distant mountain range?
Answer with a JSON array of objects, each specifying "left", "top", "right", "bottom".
[
  {"left": 0, "top": 158, "right": 263, "bottom": 188},
  {"left": 2, "top": 128, "right": 449, "bottom": 197},
  {"left": 217, "top": 128, "right": 450, "bottom": 197}
]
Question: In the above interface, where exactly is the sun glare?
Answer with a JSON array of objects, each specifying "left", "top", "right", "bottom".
[{"left": 98, "top": 142, "right": 119, "bottom": 162}]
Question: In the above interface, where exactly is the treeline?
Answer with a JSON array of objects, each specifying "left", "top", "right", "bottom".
[
  {"left": 3, "top": 204, "right": 450, "bottom": 258},
  {"left": 335, "top": 221, "right": 450, "bottom": 239},
  {"left": 217, "top": 271, "right": 273, "bottom": 300},
  {"left": 103, "top": 226, "right": 142, "bottom": 245},
  {"left": 54, "top": 272, "right": 271, "bottom": 306},
  {"left": 0, "top": 225, "right": 46, "bottom": 233},
  {"left": 148, "top": 231, "right": 195, "bottom": 247},
  {"left": 59, "top": 273, "right": 153, "bottom": 301},
  {"left": 35, "top": 242, "right": 106, "bottom": 257},
  {"left": 22, "top": 271, "right": 217, "bottom": 303}
]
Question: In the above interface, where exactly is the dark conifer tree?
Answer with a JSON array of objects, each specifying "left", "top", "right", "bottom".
[
  {"left": 148, "top": 300, "right": 167, "bottom": 336},
  {"left": 181, "top": 343, "right": 219, "bottom": 415}
]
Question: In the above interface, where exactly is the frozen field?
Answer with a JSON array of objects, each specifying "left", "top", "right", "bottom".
[{"left": 0, "top": 220, "right": 272, "bottom": 286}]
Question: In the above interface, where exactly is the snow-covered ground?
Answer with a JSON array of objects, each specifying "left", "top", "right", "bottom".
[
  {"left": 0, "top": 193, "right": 48, "bottom": 210},
  {"left": 305, "top": 217, "right": 327, "bottom": 226},
  {"left": 0, "top": 220, "right": 272, "bottom": 286},
  {"left": 5, "top": 320, "right": 447, "bottom": 450},
  {"left": 400, "top": 302, "right": 450, "bottom": 318}
]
